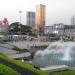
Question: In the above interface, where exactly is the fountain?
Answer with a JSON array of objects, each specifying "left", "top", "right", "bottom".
[
  {"left": 33, "top": 42, "right": 75, "bottom": 67},
  {"left": 62, "top": 48, "right": 71, "bottom": 61}
]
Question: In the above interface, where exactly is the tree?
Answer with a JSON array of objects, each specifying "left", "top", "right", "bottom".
[{"left": 8, "top": 22, "right": 32, "bottom": 35}]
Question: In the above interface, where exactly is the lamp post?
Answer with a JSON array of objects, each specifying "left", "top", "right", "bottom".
[
  {"left": 19, "top": 11, "right": 22, "bottom": 35},
  {"left": 38, "top": 27, "right": 40, "bottom": 42},
  {"left": 19, "top": 11, "right": 22, "bottom": 24}
]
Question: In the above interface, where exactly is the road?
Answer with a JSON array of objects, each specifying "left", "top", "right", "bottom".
[{"left": 0, "top": 42, "right": 18, "bottom": 55}]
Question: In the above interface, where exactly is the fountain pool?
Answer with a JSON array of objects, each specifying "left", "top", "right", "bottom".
[{"left": 33, "top": 41, "right": 75, "bottom": 67}]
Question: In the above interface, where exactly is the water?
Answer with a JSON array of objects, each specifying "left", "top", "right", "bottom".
[
  {"left": 33, "top": 41, "right": 75, "bottom": 67},
  {"left": 62, "top": 48, "right": 71, "bottom": 61}
]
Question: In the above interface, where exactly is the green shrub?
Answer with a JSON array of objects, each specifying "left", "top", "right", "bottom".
[
  {"left": 48, "top": 37, "right": 59, "bottom": 41},
  {"left": 12, "top": 46, "right": 29, "bottom": 53},
  {"left": 31, "top": 45, "right": 48, "bottom": 49}
]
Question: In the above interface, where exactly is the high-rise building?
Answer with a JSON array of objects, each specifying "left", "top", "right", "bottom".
[
  {"left": 71, "top": 15, "right": 75, "bottom": 25},
  {"left": 35, "top": 4, "right": 45, "bottom": 34},
  {"left": 26, "top": 12, "right": 35, "bottom": 29}
]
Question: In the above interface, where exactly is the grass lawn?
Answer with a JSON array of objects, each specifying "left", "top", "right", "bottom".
[
  {"left": 0, "top": 53, "right": 48, "bottom": 75},
  {"left": 1, "top": 53, "right": 75, "bottom": 75},
  {"left": 49, "top": 70, "right": 75, "bottom": 75},
  {"left": 0, "top": 63, "right": 20, "bottom": 75}
]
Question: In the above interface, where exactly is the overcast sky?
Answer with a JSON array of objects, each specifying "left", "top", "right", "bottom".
[{"left": 0, "top": 0, "right": 75, "bottom": 25}]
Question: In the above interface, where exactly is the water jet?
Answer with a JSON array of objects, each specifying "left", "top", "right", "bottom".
[{"left": 33, "top": 42, "right": 75, "bottom": 67}]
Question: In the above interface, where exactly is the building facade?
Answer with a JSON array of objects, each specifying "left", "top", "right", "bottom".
[
  {"left": 64, "top": 25, "right": 75, "bottom": 36},
  {"left": 35, "top": 4, "right": 45, "bottom": 34},
  {"left": 45, "top": 26, "right": 53, "bottom": 34},
  {"left": 26, "top": 12, "right": 35, "bottom": 29},
  {"left": 45, "top": 23, "right": 75, "bottom": 36},
  {"left": 53, "top": 23, "right": 64, "bottom": 35}
]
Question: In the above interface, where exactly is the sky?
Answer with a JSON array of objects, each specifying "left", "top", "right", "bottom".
[{"left": 0, "top": 0, "right": 75, "bottom": 25}]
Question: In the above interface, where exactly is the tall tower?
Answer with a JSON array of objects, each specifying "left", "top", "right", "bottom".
[
  {"left": 71, "top": 15, "right": 75, "bottom": 25},
  {"left": 26, "top": 11, "right": 35, "bottom": 29},
  {"left": 35, "top": 4, "right": 45, "bottom": 34}
]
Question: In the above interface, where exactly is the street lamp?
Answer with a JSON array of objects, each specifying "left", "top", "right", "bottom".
[
  {"left": 19, "top": 11, "right": 22, "bottom": 35},
  {"left": 19, "top": 11, "right": 22, "bottom": 24},
  {"left": 38, "top": 27, "right": 40, "bottom": 42}
]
